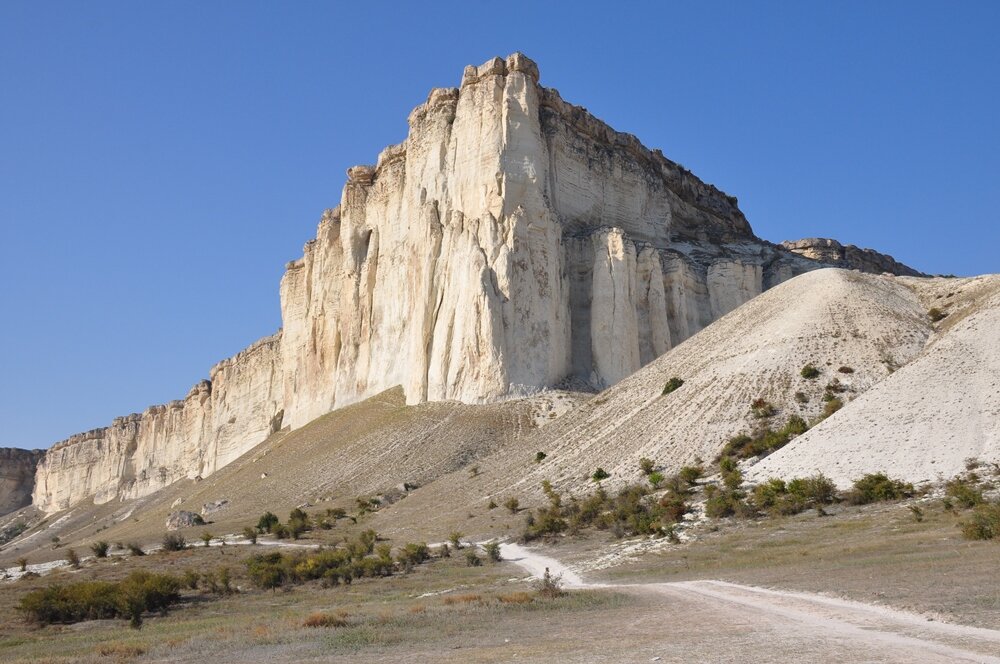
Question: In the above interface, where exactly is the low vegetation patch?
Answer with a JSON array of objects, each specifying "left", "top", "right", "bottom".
[
  {"left": 800, "top": 364, "right": 821, "bottom": 379},
  {"left": 662, "top": 377, "right": 684, "bottom": 395},
  {"left": 719, "top": 415, "right": 808, "bottom": 460},
  {"left": 750, "top": 398, "right": 777, "bottom": 419},
  {"left": 244, "top": 530, "right": 431, "bottom": 590},
  {"left": 18, "top": 570, "right": 181, "bottom": 628},
  {"left": 959, "top": 503, "right": 1000, "bottom": 540},
  {"left": 303, "top": 611, "right": 349, "bottom": 628},
  {"left": 845, "top": 473, "right": 914, "bottom": 505},
  {"left": 750, "top": 474, "right": 836, "bottom": 516}
]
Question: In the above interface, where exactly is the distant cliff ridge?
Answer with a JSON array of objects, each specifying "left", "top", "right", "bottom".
[
  {"left": 0, "top": 448, "right": 44, "bottom": 516},
  {"left": 30, "top": 54, "right": 925, "bottom": 514},
  {"left": 782, "top": 238, "right": 925, "bottom": 277}
]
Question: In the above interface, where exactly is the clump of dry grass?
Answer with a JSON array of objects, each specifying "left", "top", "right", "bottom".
[
  {"left": 498, "top": 591, "right": 534, "bottom": 604},
  {"left": 96, "top": 642, "right": 147, "bottom": 658},
  {"left": 442, "top": 593, "right": 482, "bottom": 605},
  {"left": 303, "top": 611, "right": 349, "bottom": 628}
]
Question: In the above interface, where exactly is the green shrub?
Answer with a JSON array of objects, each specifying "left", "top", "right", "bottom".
[
  {"left": 846, "top": 473, "right": 914, "bottom": 505},
  {"left": 535, "top": 567, "right": 563, "bottom": 598},
  {"left": 945, "top": 477, "right": 985, "bottom": 508},
  {"left": 705, "top": 486, "right": 754, "bottom": 519},
  {"left": 66, "top": 548, "right": 80, "bottom": 569},
  {"left": 720, "top": 416, "right": 808, "bottom": 460},
  {"left": 679, "top": 464, "right": 703, "bottom": 485},
  {"left": 90, "top": 541, "right": 110, "bottom": 558},
  {"left": 483, "top": 541, "right": 502, "bottom": 563},
  {"left": 647, "top": 471, "right": 664, "bottom": 489},
  {"left": 17, "top": 557, "right": 28, "bottom": 572},
  {"left": 126, "top": 542, "right": 145, "bottom": 556},
  {"left": 822, "top": 397, "right": 843, "bottom": 418},
  {"left": 535, "top": 451, "right": 547, "bottom": 463},
  {"left": 182, "top": 569, "right": 200, "bottom": 590},
  {"left": 487, "top": 499, "right": 497, "bottom": 510},
  {"left": 256, "top": 511, "right": 279, "bottom": 534},
  {"left": 800, "top": 364, "right": 820, "bottom": 379},
  {"left": 751, "top": 474, "right": 836, "bottom": 516},
  {"left": 448, "top": 532, "right": 464, "bottom": 549},
  {"left": 272, "top": 524, "right": 290, "bottom": 539},
  {"left": 464, "top": 550, "right": 482, "bottom": 567},
  {"left": 504, "top": 497, "right": 520, "bottom": 514},
  {"left": 18, "top": 571, "right": 180, "bottom": 628},
  {"left": 161, "top": 533, "right": 187, "bottom": 552},
  {"left": 959, "top": 503, "right": 1000, "bottom": 540},
  {"left": 592, "top": 467, "right": 610, "bottom": 482},
  {"left": 662, "top": 377, "right": 684, "bottom": 395},
  {"left": 639, "top": 457, "right": 655, "bottom": 475},
  {"left": 396, "top": 542, "right": 430, "bottom": 568},
  {"left": 200, "top": 533, "right": 213, "bottom": 548}
]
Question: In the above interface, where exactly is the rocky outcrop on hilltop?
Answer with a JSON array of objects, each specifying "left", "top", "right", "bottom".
[
  {"left": 32, "top": 54, "right": 925, "bottom": 514},
  {"left": 0, "top": 448, "right": 44, "bottom": 516},
  {"left": 781, "top": 238, "right": 925, "bottom": 277}
]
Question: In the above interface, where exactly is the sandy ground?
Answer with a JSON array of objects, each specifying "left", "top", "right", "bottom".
[{"left": 502, "top": 542, "right": 1000, "bottom": 663}]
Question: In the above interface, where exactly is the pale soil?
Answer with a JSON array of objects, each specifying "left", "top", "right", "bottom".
[{"left": 503, "top": 542, "right": 1000, "bottom": 663}]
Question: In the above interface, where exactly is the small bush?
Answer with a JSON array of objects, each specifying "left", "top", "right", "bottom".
[
  {"left": 303, "top": 611, "right": 348, "bottom": 628},
  {"left": 639, "top": 457, "right": 655, "bottom": 475},
  {"left": 161, "top": 533, "right": 187, "bottom": 552},
  {"left": 959, "top": 503, "right": 1000, "bottom": 540},
  {"left": 535, "top": 451, "right": 547, "bottom": 463},
  {"left": 483, "top": 541, "right": 502, "bottom": 563},
  {"left": 592, "top": 467, "right": 610, "bottom": 482},
  {"left": 504, "top": 497, "right": 520, "bottom": 514},
  {"left": 181, "top": 569, "right": 200, "bottom": 590},
  {"left": 66, "top": 548, "right": 80, "bottom": 569},
  {"left": 647, "top": 471, "right": 664, "bottom": 489},
  {"left": 822, "top": 397, "right": 843, "bottom": 418},
  {"left": 679, "top": 464, "right": 703, "bottom": 485},
  {"left": 487, "top": 499, "right": 497, "bottom": 510},
  {"left": 200, "top": 532, "right": 213, "bottom": 548},
  {"left": 448, "top": 532, "right": 463, "bottom": 549},
  {"left": 17, "top": 557, "right": 28, "bottom": 572},
  {"left": 720, "top": 416, "right": 808, "bottom": 460},
  {"left": 126, "top": 543, "right": 145, "bottom": 556},
  {"left": 90, "top": 541, "right": 110, "bottom": 558},
  {"left": 794, "top": 391, "right": 809, "bottom": 403},
  {"left": 535, "top": 567, "right": 563, "bottom": 598},
  {"left": 464, "top": 550, "right": 482, "bottom": 567},
  {"left": 837, "top": 366, "right": 855, "bottom": 374},
  {"left": 945, "top": 477, "right": 985, "bottom": 508},
  {"left": 662, "top": 377, "right": 684, "bottom": 395},
  {"left": 800, "top": 364, "right": 820, "bottom": 379},
  {"left": 242, "top": 527, "right": 258, "bottom": 544},
  {"left": 846, "top": 473, "right": 914, "bottom": 505},
  {"left": 396, "top": 542, "right": 430, "bottom": 568},
  {"left": 750, "top": 398, "right": 776, "bottom": 418},
  {"left": 928, "top": 307, "right": 948, "bottom": 322},
  {"left": 256, "top": 511, "right": 279, "bottom": 534}
]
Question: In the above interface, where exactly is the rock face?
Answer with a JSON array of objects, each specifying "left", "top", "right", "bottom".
[
  {"left": 781, "top": 238, "right": 925, "bottom": 277},
  {"left": 0, "top": 448, "right": 44, "bottom": 516},
  {"left": 165, "top": 511, "right": 204, "bottom": 531},
  {"left": 31, "top": 54, "right": 924, "bottom": 514}
]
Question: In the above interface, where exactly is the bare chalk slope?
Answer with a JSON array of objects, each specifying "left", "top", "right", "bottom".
[{"left": 751, "top": 274, "right": 1000, "bottom": 486}]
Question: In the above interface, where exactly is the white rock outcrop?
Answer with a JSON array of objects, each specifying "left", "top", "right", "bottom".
[{"left": 31, "top": 54, "right": 913, "bottom": 513}]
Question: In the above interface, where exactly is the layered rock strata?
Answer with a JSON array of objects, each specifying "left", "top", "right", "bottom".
[
  {"left": 782, "top": 238, "right": 925, "bottom": 277},
  {"left": 32, "top": 54, "right": 922, "bottom": 513}
]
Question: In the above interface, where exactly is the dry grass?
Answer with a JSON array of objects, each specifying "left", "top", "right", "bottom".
[
  {"left": 95, "top": 642, "right": 146, "bottom": 658},
  {"left": 302, "top": 611, "right": 349, "bottom": 628}
]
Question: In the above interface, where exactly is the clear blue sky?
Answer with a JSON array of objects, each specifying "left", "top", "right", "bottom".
[{"left": 2, "top": 1, "right": 997, "bottom": 449}]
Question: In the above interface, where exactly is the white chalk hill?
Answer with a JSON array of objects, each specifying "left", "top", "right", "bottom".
[{"left": 392, "top": 268, "right": 1000, "bottom": 517}]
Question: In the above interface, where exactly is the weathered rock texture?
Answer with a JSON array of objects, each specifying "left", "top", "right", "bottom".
[
  {"left": 781, "top": 238, "right": 925, "bottom": 277},
  {"left": 32, "top": 54, "right": 923, "bottom": 513},
  {"left": 0, "top": 448, "right": 44, "bottom": 516}
]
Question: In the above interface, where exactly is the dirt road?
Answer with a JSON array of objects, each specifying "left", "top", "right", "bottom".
[{"left": 500, "top": 542, "right": 1000, "bottom": 663}]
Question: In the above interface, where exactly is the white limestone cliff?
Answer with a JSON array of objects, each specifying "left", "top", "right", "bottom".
[{"left": 31, "top": 54, "right": 913, "bottom": 513}]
